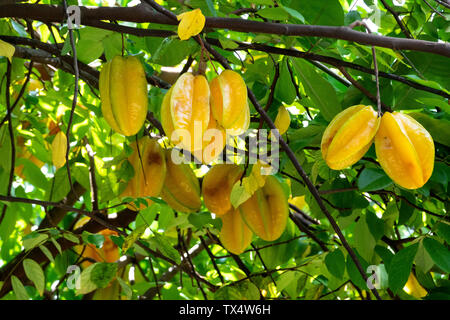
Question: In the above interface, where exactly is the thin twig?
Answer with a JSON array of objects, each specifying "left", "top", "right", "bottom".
[
  {"left": 0, "top": 62, "right": 15, "bottom": 227},
  {"left": 251, "top": 243, "right": 277, "bottom": 286},
  {"left": 0, "top": 61, "right": 34, "bottom": 130},
  {"left": 179, "top": 232, "right": 208, "bottom": 299},
  {"left": 433, "top": 0, "right": 450, "bottom": 9},
  {"left": 349, "top": 21, "right": 382, "bottom": 116},
  {"left": 338, "top": 66, "right": 392, "bottom": 113},
  {"left": 258, "top": 59, "right": 279, "bottom": 130},
  {"left": 84, "top": 138, "right": 99, "bottom": 212},
  {"left": 422, "top": 0, "right": 446, "bottom": 17},
  {"left": 379, "top": 0, "right": 413, "bottom": 38},
  {"left": 63, "top": 0, "right": 79, "bottom": 196},
  {"left": 199, "top": 236, "right": 224, "bottom": 284}
]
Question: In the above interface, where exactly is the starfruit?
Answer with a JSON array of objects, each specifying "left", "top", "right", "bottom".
[
  {"left": 161, "top": 72, "right": 210, "bottom": 153},
  {"left": 160, "top": 149, "right": 202, "bottom": 213},
  {"left": 99, "top": 55, "right": 148, "bottom": 136},
  {"left": 202, "top": 164, "right": 244, "bottom": 216},
  {"left": 74, "top": 217, "right": 120, "bottom": 268},
  {"left": 239, "top": 175, "right": 289, "bottom": 242},
  {"left": 219, "top": 208, "right": 253, "bottom": 255},
  {"left": 192, "top": 111, "right": 226, "bottom": 164},
  {"left": 321, "top": 105, "right": 380, "bottom": 170},
  {"left": 210, "top": 70, "right": 250, "bottom": 134},
  {"left": 121, "top": 136, "right": 166, "bottom": 209},
  {"left": 375, "top": 112, "right": 434, "bottom": 189}
]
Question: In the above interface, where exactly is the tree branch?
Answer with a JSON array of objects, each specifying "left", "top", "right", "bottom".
[
  {"left": 1, "top": 3, "right": 449, "bottom": 57},
  {"left": 379, "top": 0, "right": 413, "bottom": 39}
]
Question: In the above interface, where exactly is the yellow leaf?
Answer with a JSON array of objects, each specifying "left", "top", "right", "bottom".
[
  {"left": 271, "top": 106, "right": 291, "bottom": 137},
  {"left": 51, "top": 131, "right": 67, "bottom": 169},
  {"left": 0, "top": 39, "right": 15, "bottom": 63},
  {"left": 177, "top": 9, "right": 205, "bottom": 40},
  {"left": 289, "top": 195, "right": 309, "bottom": 211},
  {"left": 242, "top": 161, "right": 269, "bottom": 195}
]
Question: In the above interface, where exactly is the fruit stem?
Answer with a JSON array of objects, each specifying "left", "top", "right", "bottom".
[
  {"left": 349, "top": 20, "right": 382, "bottom": 117},
  {"left": 196, "top": 35, "right": 218, "bottom": 75}
]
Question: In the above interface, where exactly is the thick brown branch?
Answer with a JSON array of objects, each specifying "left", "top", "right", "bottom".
[{"left": 1, "top": 3, "right": 449, "bottom": 57}]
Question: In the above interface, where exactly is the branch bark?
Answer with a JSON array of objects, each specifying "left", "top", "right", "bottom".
[{"left": 1, "top": 3, "right": 449, "bottom": 57}]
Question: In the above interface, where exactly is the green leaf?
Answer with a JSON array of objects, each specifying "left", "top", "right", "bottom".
[
  {"left": 117, "top": 277, "right": 132, "bottom": 300},
  {"left": 325, "top": 249, "right": 345, "bottom": 279},
  {"left": 188, "top": 211, "right": 216, "bottom": 229},
  {"left": 230, "top": 182, "right": 252, "bottom": 209},
  {"left": 429, "top": 162, "right": 448, "bottom": 192},
  {"left": 292, "top": 59, "right": 341, "bottom": 121},
  {"left": 219, "top": 37, "right": 239, "bottom": 50},
  {"left": 90, "top": 262, "right": 118, "bottom": 289},
  {"left": 135, "top": 205, "right": 158, "bottom": 228},
  {"left": 39, "top": 245, "right": 54, "bottom": 263},
  {"left": 76, "top": 263, "right": 98, "bottom": 295},
  {"left": 357, "top": 168, "right": 393, "bottom": 192},
  {"left": 17, "top": 158, "right": 49, "bottom": 190},
  {"left": 415, "top": 239, "right": 434, "bottom": 274},
  {"left": 75, "top": 27, "right": 114, "bottom": 64},
  {"left": 72, "top": 163, "right": 91, "bottom": 191},
  {"left": 274, "top": 59, "right": 297, "bottom": 105},
  {"left": 366, "top": 211, "right": 385, "bottom": 241},
  {"left": 0, "top": 204, "right": 19, "bottom": 244},
  {"left": 399, "top": 52, "right": 450, "bottom": 91},
  {"left": 102, "top": 32, "right": 122, "bottom": 61},
  {"left": 148, "top": 234, "right": 181, "bottom": 265},
  {"left": 157, "top": 204, "right": 175, "bottom": 230},
  {"left": 50, "top": 237, "right": 62, "bottom": 255},
  {"left": 346, "top": 250, "right": 369, "bottom": 290},
  {"left": 152, "top": 38, "right": 197, "bottom": 66},
  {"left": 122, "top": 224, "right": 147, "bottom": 253},
  {"left": 23, "top": 259, "right": 45, "bottom": 296},
  {"left": 292, "top": 0, "right": 344, "bottom": 26},
  {"left": 408, "top": 112, "right": 450, "bottom": 147},
  {"left": 422, "top": 237, "right": 450, "bottom": 273},
  {"left": 257, "top": 7, "right": 290, "bottom": 20},
  {"left": 388, "top": 243, "right": 419, "bottom": 294},
  {"left": 353, "top": 215, "right": 376, "bottom": 262},
  {"left": 63, "top": 232, "right": 80, "bottom": 244},
  {"left": 251, "top": 0, "right": 273, "bottom": 5},
  {"left": 23, "top": 232, "right": 49, "bottom": 251},
  {"left": 276, "top": 271, "right": 302, "bottom": 298},
  {"left": 11, "top": 275, "right": 29, "bottom": 300},
  {"left": 435, "top": 222, "right": 450, "bottom": 244},
  {"left": 81, "top": 231, "right": 105, "bottom": 249},
  {"left": 279, "top": 5, "right": 305, "bottom": 23},
  {"left": 398, "top": 193, "right": 416, "bottom": 225},
  {"left": 50, "top": 168, "right": 71, "bottom": 202},
  {"left": 214, "top": 280, "right": 260, "bottom": 300}
]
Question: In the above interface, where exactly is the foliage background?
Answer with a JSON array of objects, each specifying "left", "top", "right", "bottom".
[{"left": 0, "top": 0, "right": 449, "bottom": 300}]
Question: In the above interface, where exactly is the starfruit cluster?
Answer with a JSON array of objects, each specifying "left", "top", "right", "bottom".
[
  {"left": 99, "top": 55, "right": 148, "bottom": 136},
  {"left": 202, "top": 164, "right": 289, "bottom": 254},
  {"left": 321, "top": 105, "right": 435, "bottom": 190},
  {"left": 121, "top": 136, "right": 166, "bottom": 210},
  {"left": 160, "top": 149, "right": 202, "bottom": 213},
  {"left": 121, "top": 137, "right": 202, "bottom": 213},
  {"left": 161, "top": 70, "right": 250, "bottom": 164}
]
